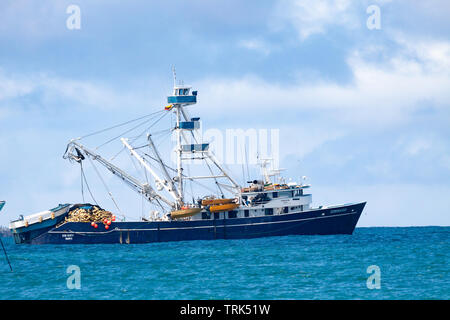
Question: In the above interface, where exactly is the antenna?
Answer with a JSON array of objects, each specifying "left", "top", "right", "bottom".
[{"left": 172, "top": 66, "right": 177, "bottom": 87}]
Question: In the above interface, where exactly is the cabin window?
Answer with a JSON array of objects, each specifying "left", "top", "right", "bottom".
[
  {"left": 279, "top": 191, "right": 293, "bottom": 198},
  {"left": 272, "top": 192, "right": 278, "bottom": 198},
  {"left": 265, "top": 208, "right": 273, "bottom": 216},
  {"left": 244, "top": 210, "right": 249, "bottom": 217},
  {"left": 202, "top": 212, "right": 211, "bottom": 220},
  {"left": 184, "top": 89, "right": 189, "bottom": 95},
  {"left": 228, "top": 211, "right": 237, "bottom": 219},
  {"left": 214, "top": 212, "right": 220, "bottom": 220},
  {"left": 283, "top": 207, "right": 289, "bottom": 213}
]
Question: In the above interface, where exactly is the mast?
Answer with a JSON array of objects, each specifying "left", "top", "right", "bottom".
[
  {"left": 172, "top": 66, "right": 177, "bottom": 88},
  {"left": 167, "top": 76, "right": 197, "bottom": 206},
  {"left": 166, "top": 74, "right": 242, "bottom": 202},
  {"left": 176, "top": 105, "right": 183, "bottom": 205}
]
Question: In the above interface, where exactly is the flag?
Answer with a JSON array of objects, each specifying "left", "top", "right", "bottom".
[{"left": 164, "top": 104, "right": 173, "bottom": 111}]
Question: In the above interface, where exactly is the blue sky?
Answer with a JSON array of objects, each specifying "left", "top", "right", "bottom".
[{"left": 1, "top": 0, "right": 450, "bottom": 227}]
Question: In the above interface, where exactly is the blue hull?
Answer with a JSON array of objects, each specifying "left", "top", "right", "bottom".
[{"left": 17, "top": 202, "right": 366, "bottom": 244}]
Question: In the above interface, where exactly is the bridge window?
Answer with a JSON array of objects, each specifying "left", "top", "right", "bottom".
[
  {"left": 202, "top": 212, "right": 211, "bottom": 220},
  {"left": 228, "top": 211, "right": 237, "bottom": 219}
]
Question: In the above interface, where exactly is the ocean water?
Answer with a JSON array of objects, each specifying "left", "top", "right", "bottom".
[{"left": 0, "top": 227, "right": 448, "bottom": 300}]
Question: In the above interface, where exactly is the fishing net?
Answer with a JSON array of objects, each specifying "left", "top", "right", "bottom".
[{"left": 64, "top": 204, "right": 114, "bottom": 223}]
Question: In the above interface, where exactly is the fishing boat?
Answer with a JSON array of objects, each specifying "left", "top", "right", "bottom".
[{"left": 9, "top": 72, "right": 366, "bottom": 244}]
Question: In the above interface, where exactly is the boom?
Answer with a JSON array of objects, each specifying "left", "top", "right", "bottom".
[{"left": 63, "top": 140, "right": 175, "bottom": 208}]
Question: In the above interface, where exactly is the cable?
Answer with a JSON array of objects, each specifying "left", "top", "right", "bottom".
[
  {"left": 95, "top": 117, "right": 156, "bottom": 150},
  {"left": 86, "top": 154, "right": 124, "bottom": 218},
  {"left": 81, "top": 162, "right": 85, "bottom": 202},
  {"left": 79, "top": 110, "right": 165, "bottom": 140},
  {"left": 0, "top": 238, "right": 12, "bottom": 272},
  {"left": 109, "top": 111, "right": 170, "bottom": 161},
  {"left": 80, "top": 162, "right": 98, "bottom": 205}
]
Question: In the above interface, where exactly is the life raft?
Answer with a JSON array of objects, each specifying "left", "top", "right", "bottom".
[
  {"left": 170, "top": 207, "right": 202, "bottom": 219},
  {"left": 209, "top": 203, "right": 240, "bottom": 213},
  {"left": 201, "top": 198, "right": 234, "bottom": 206}
]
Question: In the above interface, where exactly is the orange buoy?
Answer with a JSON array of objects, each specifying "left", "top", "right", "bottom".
[{"left": 105, "top": 225, "right": 109, "bottom": 230}]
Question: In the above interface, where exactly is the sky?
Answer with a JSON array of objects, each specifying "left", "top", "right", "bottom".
[{"left": 1, "top": 0, "right": 450, "bottom": 227}]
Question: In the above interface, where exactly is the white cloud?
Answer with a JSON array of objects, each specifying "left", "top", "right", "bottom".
[
  {"left": 193, "top": 32, "right": 450, "bottom": 182},
  {"left": 196, "top": 32, "right": 450, "bottom": 129},
  {"left": 0, "top": 71, "right": 164, "bottom": 116},
  {"left": 393, "top": 32, "right": 450, "bottom": 73},
  {"left": 197, "top": 61, "right": 449, "bottom": 130},
  {"left": 238, "top": 38, "right": 272, "bottom": 55},
  {"left": 404, "top": 138, "right": 432, "bottom": 156},
  {"left": 0, "top": 70, "right": 35, "bottom": 100},
  {"left": 272, "top": 0, "right": 359, "bottom": 40}
]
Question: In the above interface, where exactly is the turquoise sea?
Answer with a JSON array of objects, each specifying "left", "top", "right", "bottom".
[{"left": 0, "top": 227, "right": 448, "bottom": 300}]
